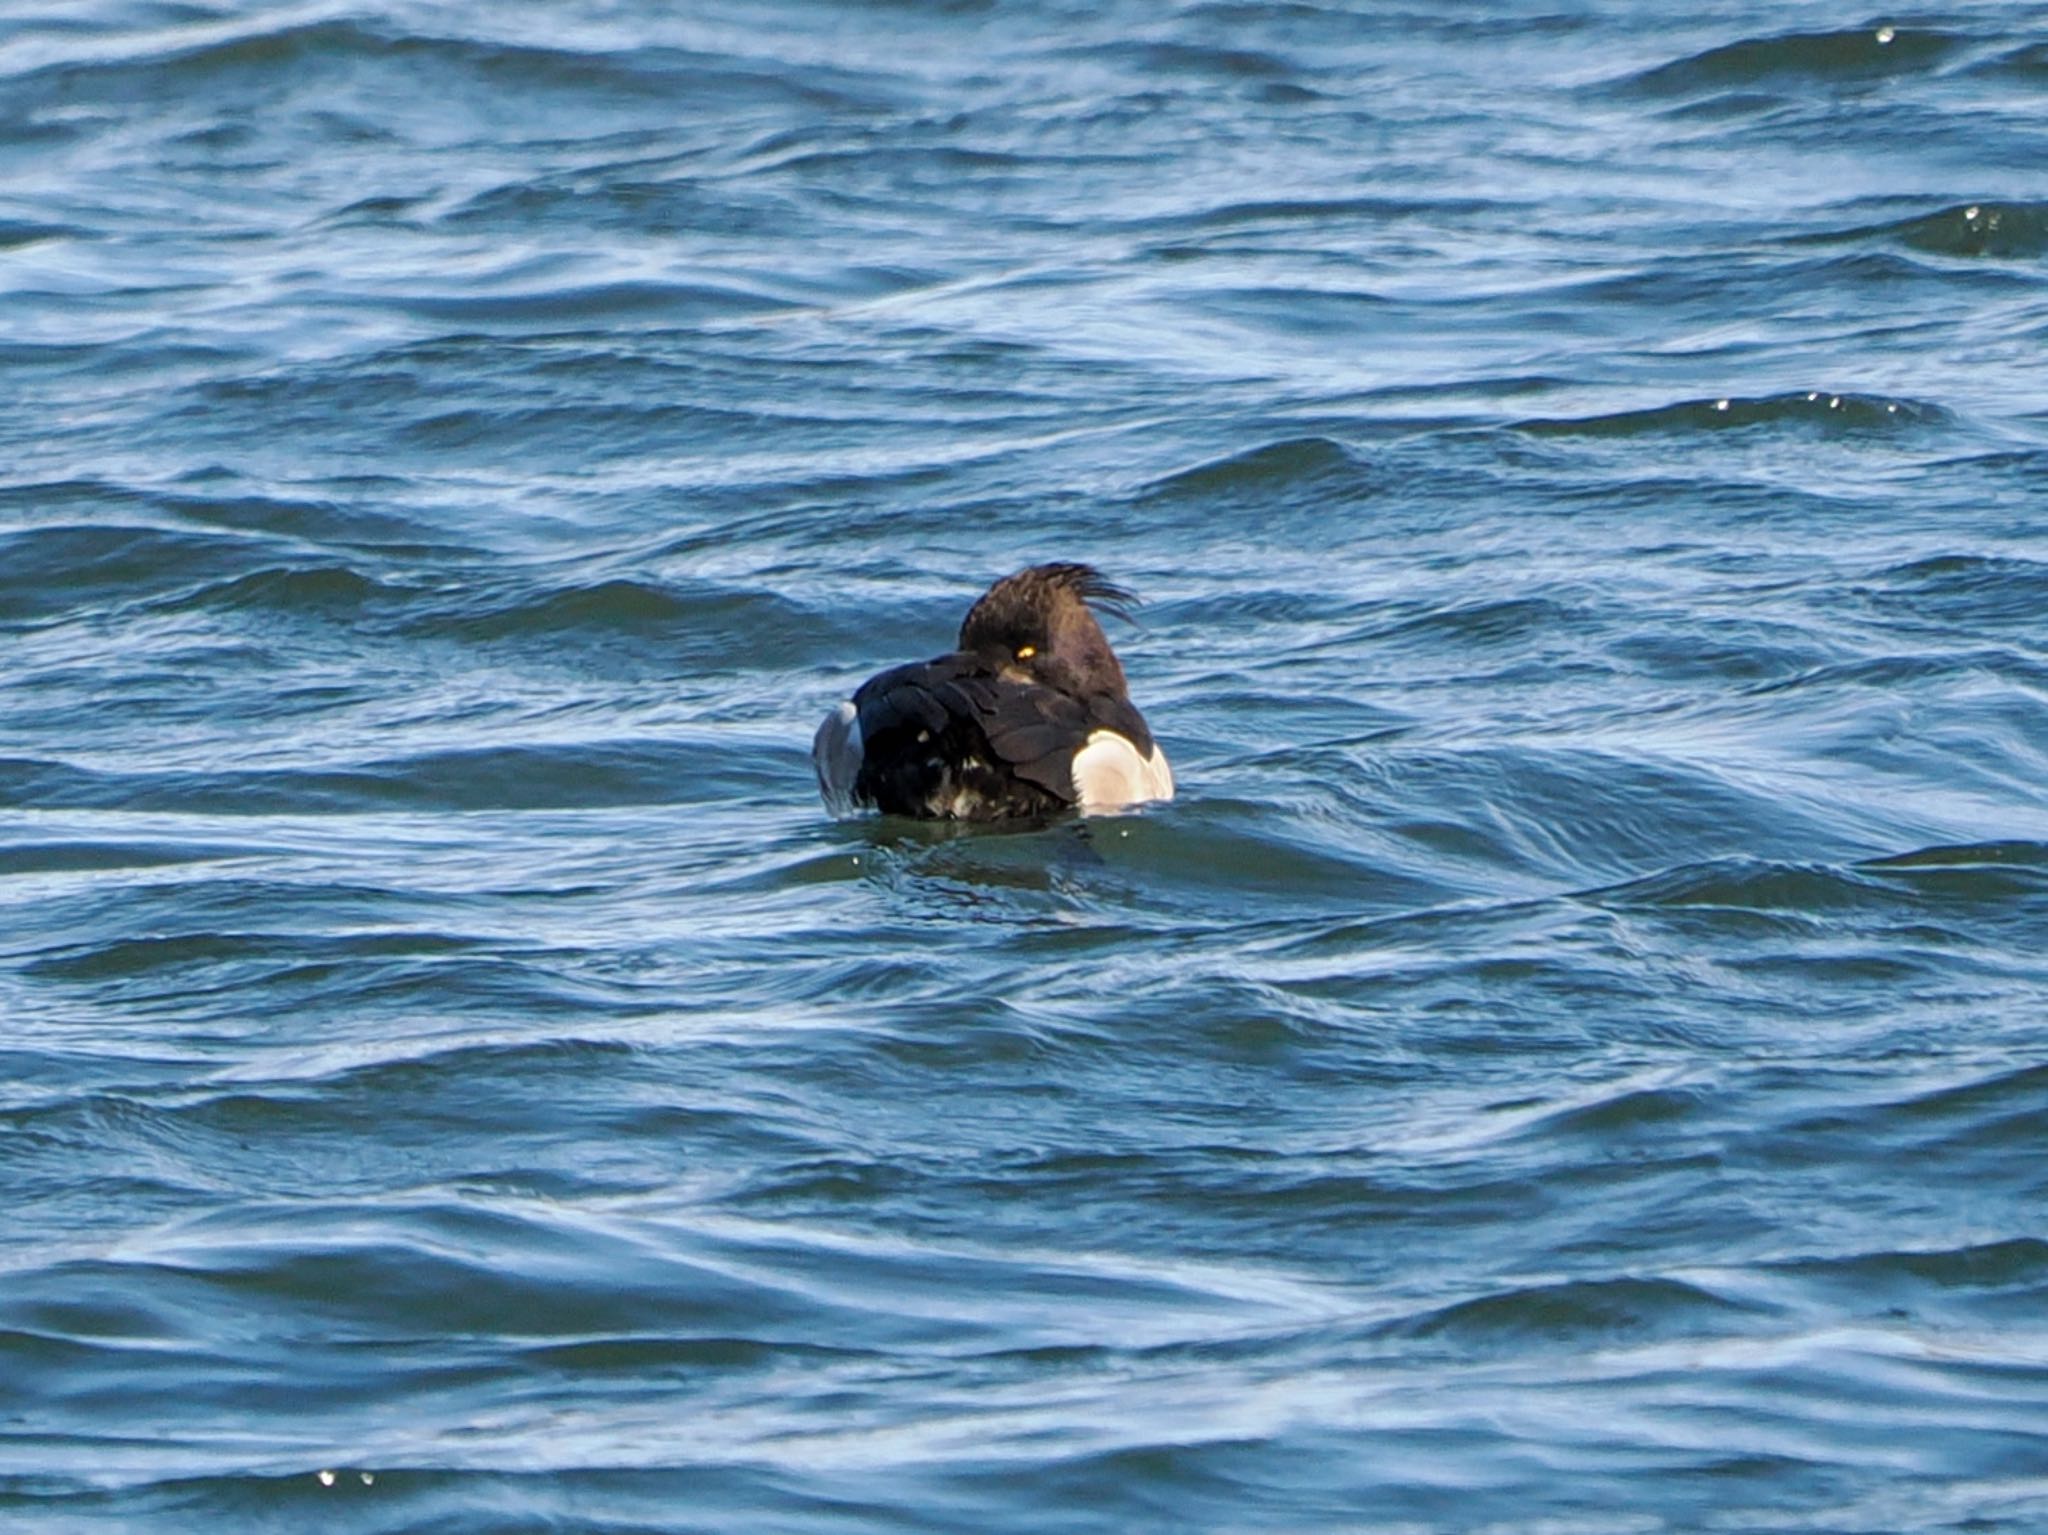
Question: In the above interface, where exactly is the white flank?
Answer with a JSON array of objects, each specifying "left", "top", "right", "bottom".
[
  {"left": 812, "top": 700, "right": 864, "bottom": 814},
  {"left": 1071, "top": 729, "right": 1174, "bottom": 812}
]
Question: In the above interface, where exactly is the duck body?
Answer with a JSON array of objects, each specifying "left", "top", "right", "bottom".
[{"left": 814, "top": 563, "right": 1174, "bottom": 821}]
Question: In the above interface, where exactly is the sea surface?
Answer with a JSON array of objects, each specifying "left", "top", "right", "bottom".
[{"left": 4, "top": 2, "right": 2047, "bottom": 1530}]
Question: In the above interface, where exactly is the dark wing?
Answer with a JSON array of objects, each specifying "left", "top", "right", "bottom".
[
  {"left": 851, "top": 654, "right": 1083, "bottom": 820},
  {"left": 975, "top": 679, "right": 1098, "bottom": 799},
  {"left": 1082, "top": 691, "right": 1155, "bottom": 759}
]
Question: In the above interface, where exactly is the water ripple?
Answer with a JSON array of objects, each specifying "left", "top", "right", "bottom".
[{"left": 5, "top": 0, "right": 2047, "bottom": 1526}]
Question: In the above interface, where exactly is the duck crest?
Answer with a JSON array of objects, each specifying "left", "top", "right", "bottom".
[{"left": 958, "top": 562, "right": 1136, "bottom": 698}]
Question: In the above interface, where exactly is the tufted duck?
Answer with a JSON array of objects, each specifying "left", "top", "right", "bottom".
[{"left": 813, "top": 562, "right": 1174, "bottom": 820}]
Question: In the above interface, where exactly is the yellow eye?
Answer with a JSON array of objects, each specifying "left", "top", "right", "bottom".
[{"left": 1015, "top": 645, "right": 1036, "bottom": 660}]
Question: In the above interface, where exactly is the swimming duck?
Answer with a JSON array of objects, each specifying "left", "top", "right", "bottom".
[{"left": 813, "top": 562, "right": 1174, "bottom": 820}]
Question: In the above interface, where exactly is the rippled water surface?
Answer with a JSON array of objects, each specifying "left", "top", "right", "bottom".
[{"left": 5, "top": 2, "right": 2048, "bottom": 1529}]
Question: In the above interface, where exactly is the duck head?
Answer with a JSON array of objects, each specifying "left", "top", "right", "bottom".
[{"left": 958, "top": 562, "right": 1137, "bottom": 698}]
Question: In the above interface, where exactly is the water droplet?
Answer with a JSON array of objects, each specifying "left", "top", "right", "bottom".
[
  {"left": 1965, "top": 205, "right": 1980, "bottom": 221},
  {"left": 317, "top": 1470, "right": 337, "bottom": 1488},
  {"left": 1714, "top": 399, "right": 1730, "bottom": 411},
  {"left": 361, "top": 1472, "right": 376, "bottom": 1486},
  {"left": 1829, "top": 396, "right": 1842, "bottom": 408},
  {"left": 1807, "top": 392, "right": 1820, "bottom": 402},
  {"left": 1886, "top": 403, "right": 1898, "bottom": 414},
  {"left": 1876, "top": 25, "right": 1896, "bottom": 44}
]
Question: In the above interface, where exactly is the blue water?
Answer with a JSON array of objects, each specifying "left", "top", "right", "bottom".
[{"left": 5, "top": 3, "right": 2048, "bottom": 1530}]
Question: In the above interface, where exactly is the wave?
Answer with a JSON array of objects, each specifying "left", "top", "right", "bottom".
[
  {"left": 1117, "top": 195, "right": 1492, "bottom": 237},
  {"left": 5, "top": 18, "right": 888, "bottom": 116},
  {"left": 0, "top": 738, "right": 774, "bottom": 814},
  {"left": 0, "top": 493, "right": 443, "bottom": 627},
  {"left": 1516, "top": 391, "right": 1947, "bottom": 437},
  {"left": 10, "top": 532, "right": 855, "bottom": 671},
  {"left": 156, "top": 485, "right": 438, "bottom": 551},
  {"left": 1036, "top": 36, "right": 1301, "bottom": 83},
  {"left": 151, "top": 565, "right": 399, "bottom": 616},
  {"left": 1801, "top": 201, "right": 2048, "bottom": 260},
  {"left": 1588, "top": 844, "right": 2048, "bottom": 917},
  {"left": 0, "top": 1196, "right": 1322, "bottom": 1394},
  {"left": 1860, "top": 553, "right": 2048, "bottom": 637},
  {"left": 1390, "top": 1274, "right": 1760, "bottom": 1344},
  {"left": 387, "top": 278, "right": 807, "bottom": 329},
  {"left": 22, "top": 924, "right": 495, "bottom": 986},
  {"left": 0, "top": 523, "right": 275, "bottom": 625},
  {"left": 1617, "top": 25, "right": 1963, "bottom": 97},
  {"left": 0, "top": 838, "right": 246, "bottom": 876},
  {"left": 1769, "top": 1236, "right": 2048, "bottom": 1296},
  {"left": 1964, "top": 39, "right": 2048, "bottom": 83},
  {"left": 1589, "top": 856, "right": 1903, "bottom": 914},
  {"left": 0, "top": 218, "right": 77, "bottom": 251},
  {"left": 1863, "top": 838, "right": 2048, "bottom": 873},
  {"left": 1856, "top": 1060, "right": 2048, "bottom": 1138},
  {"left": 441, "top": 576, "right": 811, "bottom": 643},
  {"left": 1140, "top": 436, "right": 1369, "bottom": 500},
  {"left": 1367, "top": 594, "right": 1578, "bottom": 651}
]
